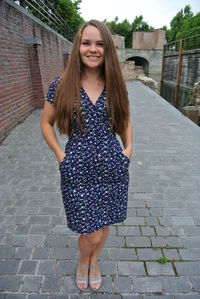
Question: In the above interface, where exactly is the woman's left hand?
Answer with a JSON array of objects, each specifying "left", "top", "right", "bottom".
[{"left": 122, "top": 147, "right": 132, "bottom": 161}]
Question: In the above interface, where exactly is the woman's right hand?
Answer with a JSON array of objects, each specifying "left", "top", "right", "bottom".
[{"left": 57, "top": 151, "right": 66, "bottom": 166}]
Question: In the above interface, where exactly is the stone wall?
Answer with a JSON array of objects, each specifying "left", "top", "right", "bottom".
[
  {"left": 112, "top": 35, "right": 125, "bottom": 49},
  {"left": 121, "top": 61, "right": 144, "bottom": 81},
  {"left": 163, "top": 49, "right": 200, "bottom": 87},
  {"left": 0, "top": 0, "right": 72, "bottom": 142},
  {"left": 132, "top": 29, "right": 167, "bottom": 50}
]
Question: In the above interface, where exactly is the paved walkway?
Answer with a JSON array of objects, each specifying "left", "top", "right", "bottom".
[{"left": 0, "top": 81, "right": 200, "bottom": 298}]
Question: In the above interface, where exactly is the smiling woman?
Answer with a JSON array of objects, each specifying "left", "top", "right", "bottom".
[{"left": 40, "top": 19, "right": 133, "bottom": 293}]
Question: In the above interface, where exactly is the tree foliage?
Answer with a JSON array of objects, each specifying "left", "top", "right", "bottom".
[
  {"left": 166, "top": 5, "right": 200, "bottom": 43},
  {"left": 104, "top": 16, "right": 154, "bottom": 48},
  {"left": 48, "top": 0, "right": 84, "bottom": 33}
]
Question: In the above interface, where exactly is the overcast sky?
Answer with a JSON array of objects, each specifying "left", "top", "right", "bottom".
[{"left": 80, "top": 0, "right": 199, "bottom": 29}]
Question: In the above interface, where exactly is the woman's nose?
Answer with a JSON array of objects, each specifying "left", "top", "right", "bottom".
[{"left": 89, "top": 43, "right": 97, "bottom": 52}]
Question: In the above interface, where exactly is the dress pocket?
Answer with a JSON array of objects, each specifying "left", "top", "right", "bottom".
[
  {"left": 119, "top": 151, "right": 130, "bottom": 166},
  {"left": 59, "top": 154, "right": 67, "bottom": 170}
]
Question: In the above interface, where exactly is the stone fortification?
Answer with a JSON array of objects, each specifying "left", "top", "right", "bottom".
[
  {"left": 132, "top": 29, "right": 167, "bottom": 50},
  {"left": 112, "top": 34, "right": 125, "bottom": 49}
]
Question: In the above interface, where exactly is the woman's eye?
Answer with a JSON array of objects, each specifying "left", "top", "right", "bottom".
[{"left": 82, "top": 41, "right": 89, "bottom": 45}]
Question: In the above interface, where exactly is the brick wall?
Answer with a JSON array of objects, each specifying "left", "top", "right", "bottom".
[
  {"left": 0, "top": 0, "right": 73, "bottom": 142},
  {"left": 132, "top": 29, "right": 166, "bottom": 50}
]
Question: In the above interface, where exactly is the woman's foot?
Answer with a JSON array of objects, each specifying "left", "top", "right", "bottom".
[
  {"left": 89, "top": 263, "right": 102, "bottom": 291},
  {"left": 76, "top": 263, "right": 89, "bottom": 291}
]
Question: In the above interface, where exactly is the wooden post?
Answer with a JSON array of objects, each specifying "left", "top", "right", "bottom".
[
  {"left": 174, "top": 40, "right": 183, "bottom": 108},
  {"left": 160, "top": 44, "right": 166, "bottom": 95}
]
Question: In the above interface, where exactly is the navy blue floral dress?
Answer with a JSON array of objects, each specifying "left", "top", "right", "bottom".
[{"left": 46, "top": 77, "right": 130, "bottom": 234}]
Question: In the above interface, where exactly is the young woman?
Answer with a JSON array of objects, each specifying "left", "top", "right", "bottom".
[{"left": 40, "top": 19, "right": 133, "bottom": 292}]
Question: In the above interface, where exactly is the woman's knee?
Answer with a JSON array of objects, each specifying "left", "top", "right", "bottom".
[{"left": 85, "top": 229, "right": 104, "bottom": 246}]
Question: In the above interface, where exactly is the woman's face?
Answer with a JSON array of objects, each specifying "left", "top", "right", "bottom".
[{"left": 79, "top": 25, "right": 105, "bottom": 70}]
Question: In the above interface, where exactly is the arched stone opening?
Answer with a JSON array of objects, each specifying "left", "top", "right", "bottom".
[{"left": 126, "top": 56, "right": 149, "bottom": 76}]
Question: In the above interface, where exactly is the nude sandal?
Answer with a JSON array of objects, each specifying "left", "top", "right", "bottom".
[
  {"left": 75, "top": 264, "right": 89, "bottom": 291},
  {"left": 89, "top": 264, "right": 102, "bottom": 291}
]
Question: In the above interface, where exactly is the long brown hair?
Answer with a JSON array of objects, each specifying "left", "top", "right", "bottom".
[{"left": 55, "top": 19, "right": 130, "bottom": 137}]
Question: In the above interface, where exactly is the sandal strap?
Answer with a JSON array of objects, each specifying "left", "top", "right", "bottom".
[{"left": 89, "top": 264, "right": 102, "bottom": 284}]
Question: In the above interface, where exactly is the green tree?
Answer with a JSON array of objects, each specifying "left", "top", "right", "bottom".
[{"left": 166, "top": 5, "right": 200, "bottom": 43}]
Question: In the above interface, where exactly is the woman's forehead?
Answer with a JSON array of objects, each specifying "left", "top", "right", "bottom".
[{"left": 81, "top": 25, "right": 102, "bottom": 41}]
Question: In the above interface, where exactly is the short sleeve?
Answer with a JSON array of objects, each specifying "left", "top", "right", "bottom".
[{"left": 45, "top": 76, "right": 61, "bottom": 104}]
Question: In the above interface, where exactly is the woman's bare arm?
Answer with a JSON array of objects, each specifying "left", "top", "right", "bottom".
[
  {"left": 40, "top": 101, "right": 65, "bottom": 164},
  {"left": 120, "top": 119, "right": 133, "bottom": 161}
]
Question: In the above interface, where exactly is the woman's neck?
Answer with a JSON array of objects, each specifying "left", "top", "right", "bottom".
[{"left": 81, "top": 68, "right": 104, "bottom": 84}]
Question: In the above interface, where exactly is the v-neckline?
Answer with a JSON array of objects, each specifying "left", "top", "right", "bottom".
[{"left": 81, "top": 86, "right": 105, "bottom": 107}]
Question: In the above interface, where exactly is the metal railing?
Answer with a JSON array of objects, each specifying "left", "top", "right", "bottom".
[
  {"left": 13, "top": 0, "right": 75, "bottom": 42},
  {"left": 164, "top": 33, "right": 200, "bottom": 54}
]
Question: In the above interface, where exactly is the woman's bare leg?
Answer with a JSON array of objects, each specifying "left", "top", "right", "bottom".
[
  {"left": 77, "top": 229, "right": 104, "bottom": 290},
  {"left": 89, "top": 226, "right": 110, "bottom": 290}
]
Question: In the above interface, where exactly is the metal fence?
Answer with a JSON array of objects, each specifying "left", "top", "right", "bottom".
[
  {"left": 13, "top": 0, "right": 75, "bottom": 42},
  {"left": 164, "top": 33, "right": 200, "bottom": 54}
]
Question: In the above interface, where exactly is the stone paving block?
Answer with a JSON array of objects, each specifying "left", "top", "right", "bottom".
[
  {"left": 143, "top": 296, "right": 174, "bottom": 299},
  {"left": 90, "top": 295, "right": 121, "bottom": 299},
  {"left": 50, "top": 216, "right": 65, "bottom": 225},
  {"left": 145, "top": 217, "right": 159, "bottom": 225},
  {"left": 179, "top": 249, "right": 200, "bottom": 260},
  {"left": 18, "top": 260, "right": 38, "bottom": 274},
  {"left": 123, "top": 217, "right": 145, "bottom": 225},
  {"left": 5, "top": 294, "right": 27, "bottom": 299},
  {"left": 137, "top": 208, "right": 150, "bottom": 216},
  {"left": 181, "top": 237, "right": 200, "bottom": 248},
  {"left": 166, "top": 237, "right": 183, "bottom": 248},
  {"left": 38, "top": 207, "right": 61, "bottom": 215},
  {"left": 0, "top": 260, "right": 20, "bottom": 275},
  {"left": 133, "top": 277, "right": 162, "bottom": 293},
  {"left": 104, "top": 236, "right": 125, "bottom": 247},
  {"left": 99, "top": 261, "right": 116, "bottom": 275},
  {"left": 125, "top": 236, "right": 151, "bottom": 247},
  {"left": 48, "top": 296, "right": 70, "bottom": 299},
  {"left": 41, "top": 275, "right": 62, "bottom": 292},
  {"left": 0, "top": 246, "right": 15, "bottom": 258},
  {"left": 137, "top": 248, "right": 163, "bottom": 260},
  {"left": 114, "top": 276, "right": 132, "bottom": 292},
  {"left": 53, "top": 225, "right": 70, "bottom": 235},
  {"left": 0, "top": 275, "right": 22, "bottom": 292},
  {"left": 21, "top": 275, "right": 42, "bottom": 292},
  {"left": 172, "top": 217, "right": 194, "bottom": 226},
  {"left": 29, "top": 224, "right": 53, "bottom": 235},
  {"left": 26, "top": 236, "right": 44, "bottom": 247},
  {"left": 14, "top": 247, "right": 32, "bottom": 259},
  {"left": 175, "top": 262, "right": 200, "bottom": 275},
  {"left": 162, "top": 276, "right": 192, "bottom": 293},
  {"left": 141, "top": 226, "right": 156, "bottom": 236},
  {"left": 174, "top": 295, "right": 200, "bottom": 299},
  {"left": 61, "top": 276, "right": 79, "bottom": 292},
  {"left": 57, "top": 260, "right": 77, "bottom": 275},
  {"left": 117, "top": 226, "right": 140, "bottom": 236},
  {"left": 50, "top": 247, "right": 75, "bottom": 259},
  {"left": 28, "top": 215, "right": 50, "bottom": 224},
  {"left": 150, "top": 208, "right": 163, "bottom": 216},
  {"left": 32, "top": 247, "right": 50, "bottom": 259},
  {"left": 98, "top": 276, "right": 112, "bottom": 292},
  {"left": 190, "top": 276, "right": 200, "bottom": 292},
  {"left": 110, "top": 248, "right": 137, "bottom": 261},
  {"left": 127, "top": 208, "right": 137, "bottom": 217},
  {"left": 146, "top": 262, "right": 175, "bottom": 276},
  {"left": 2, "top": 235, "right": 27, "bottom": 247},
  {"left": 14, "top": 224, "right": 31, "bottom": 234},
  {"left": 151, "top": 237, "right": 167, "bottom": 247},
  {"left": 44, "top": 236, "right": 68, "bottom": 247},
  {"left": 118, "top": 261, "right": 145, "bottom": 275},
  {"left": 163, "top": 249, "right": 180, "bottom": 260},
  {"left": 184, "top": 226, "right": 200, "bottom": 236},
  {"left": 155, "top": 226, "right": 170, "bottom": 236},
  {"left": 27, "top": 295, "right": 47, "bottom": 299},
  {"left": 37, "top": 260, "right": 57, "bottom": 275},
  {"left": 127, "top": 199, "right": 146, "bottom": 207}
]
